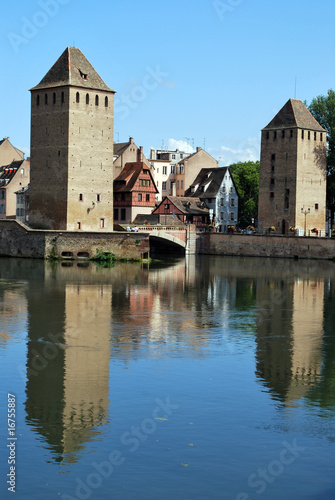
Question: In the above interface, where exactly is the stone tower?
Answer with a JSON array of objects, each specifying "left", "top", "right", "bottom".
[
  {"left": 29, "top": 47, "right": 115, "bottom": 230},
  {"left": 258, "top": 99, "right": 327, "bottom": 235}
]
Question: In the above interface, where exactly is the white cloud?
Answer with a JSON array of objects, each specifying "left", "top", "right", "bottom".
[
  {"left": 209, "top": 137, "right": 260, "bottom": 166},
  {"left": 167, "top": 138, "right": 195, "bottom": 154}
]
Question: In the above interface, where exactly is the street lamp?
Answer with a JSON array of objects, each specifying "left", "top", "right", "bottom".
[{"left": 301, "top": 207, "right": 310, "bottom": 236}]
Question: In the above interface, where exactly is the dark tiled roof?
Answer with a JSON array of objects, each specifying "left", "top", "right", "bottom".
[
  {"left": 185, "top": 167, "right": 229, "bottom": 198},
  {"left": 156, "top": 196, "right": 209, "bottom": 215},
  {"left": 0, "top": 160, "right": 25, "bottom": 186},
  {"left": 114, "top": 162, "right": 158, "bottom": 192},
  {"left": 263, "top": 98, "right": 326, "bottom": 132},
  {"left": 113, "top": 141, "right": 131, "bottom": 157},
  {"left": 30, "top": 47, "right": 115, "bottom": 93}
]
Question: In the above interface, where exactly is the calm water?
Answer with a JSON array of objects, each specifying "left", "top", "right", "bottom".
[{"left": 0, "top": 255, "right": 335, "bottom": 500}]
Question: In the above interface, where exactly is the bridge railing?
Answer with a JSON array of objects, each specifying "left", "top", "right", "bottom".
[{"left": 135, "top": 225, "right": 187, "bottom": 232}]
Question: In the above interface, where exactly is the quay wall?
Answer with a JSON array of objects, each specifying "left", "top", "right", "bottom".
[
  {"left": 1, "top": 220, "right": 335, "bottom": 260},
  {"left": 0, "top": 220, "right": 149, "bottom": 260},
  {"left": 197, "top": 232, "right": 335, "bottom": 260}
]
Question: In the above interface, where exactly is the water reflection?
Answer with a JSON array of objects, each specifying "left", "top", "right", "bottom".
[
  {"left": 1, "top": 256, "right": 335, "bottom": 466},
  {"left": 22, "top": 263, "right": 112, "bottom": 463}
]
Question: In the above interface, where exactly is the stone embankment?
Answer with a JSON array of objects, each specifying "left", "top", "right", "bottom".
[
  {"left": 197, "top": 232, "right": 335, "bottom": 260},
  {"left": 0, "top": 220, "right": 149, "bottom": 260}
]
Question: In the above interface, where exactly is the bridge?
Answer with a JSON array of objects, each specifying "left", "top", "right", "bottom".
[{"left": 134, "top": 224, "right": 197, "bottom": 254}]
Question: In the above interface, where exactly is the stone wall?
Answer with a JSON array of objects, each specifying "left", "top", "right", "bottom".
[
  {"left": 0, "top": 220, "right": 149, "bottom": 260},
  {"left": 197, "top": 232, "right": 335, "bottom": 260}
]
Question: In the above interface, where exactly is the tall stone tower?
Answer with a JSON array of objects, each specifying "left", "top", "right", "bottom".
[
  {"left": 29, "top": 47, "right": 115, "bottom": 230},
  {"left": 258, "top": 99, "right": 327, "bottom": 235}
]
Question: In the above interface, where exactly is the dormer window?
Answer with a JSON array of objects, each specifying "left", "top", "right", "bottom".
[{"left": 79, "top": 69, "right": 88, "bottom": 80}]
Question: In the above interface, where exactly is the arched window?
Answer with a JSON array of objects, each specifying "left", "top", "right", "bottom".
[
  {"left": 53, "top": 92, "right": 56, "bottom": 104},
  {"left": 76, "top": 92, "right": 80, "bottom": 103},
  {"left": 86, "top": 93, "right": 89, "bottom": 105},
  {"left": 36, "top": 95, "right": 40, "bottom": 106},
  {"left": 44, "top": 93, "right": 48, "bottom": 105},
  {"left": 105, "top": 96, "right": 108, "bottom": 107},
  {"left": 95, "top": 95, "right": 99, "bottom": 106},
  {"left": 61, "top": 91, "right": 65, "bottom": 103}
]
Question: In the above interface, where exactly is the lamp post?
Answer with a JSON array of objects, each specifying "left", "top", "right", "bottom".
[{"left": 301, "top": 207, "right": 310, "bottom": 236}]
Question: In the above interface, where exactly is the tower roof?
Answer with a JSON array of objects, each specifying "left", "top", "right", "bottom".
[
  {"left": 30, "top": 47, "right": 115, "bottom": 93},
  {"left": 262, "top": 98, "right": 326, "bottom": 132}
]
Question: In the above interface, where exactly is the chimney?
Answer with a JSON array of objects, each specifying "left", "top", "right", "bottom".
[
  {"left": 138, "top": 146, "right": 143, "bottom": 162},
  {"left": 150, "top": 148, "right": 156, "bottom": 160},
  {"left": 130, "top": 137, "right": 134, "bottom": 144},
  {"left": 196, "top": 147, "right": 202, "bottom": 153}
]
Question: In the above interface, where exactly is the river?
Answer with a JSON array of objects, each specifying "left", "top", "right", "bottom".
[{"left": 0, "top": 255, "right": 335, "bottom": 500}]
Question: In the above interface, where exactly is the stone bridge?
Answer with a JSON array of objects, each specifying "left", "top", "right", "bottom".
[{"left": 135, "top": 224, "right": 197, "bottom": 254}]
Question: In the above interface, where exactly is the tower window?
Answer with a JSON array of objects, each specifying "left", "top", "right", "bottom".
[
  {"left": 284, "top": 196, "right": 289, "bottom": 209},
  {"left": 53, "top": 92, "right": 56, "bottom": 104},
  {"left": 270, "top": 192, "right": 274, "bottom": 199},
  {"left": 282, "top": 130, "right": 285, "bottom": 138},
  {"left": 105, "top": 96, "right": 108, "bottom": 107},
  {"left": 315, "top": 203, "right": 319, "bottom": 210},
  {"left": 301, "top": 130, "right": 304, "bottom": 139},
  {"left": 314, "top": 132, "right": 317, "bottom": 140},
  {"left": 320, "top": 133, "right": 323, "bottom": 141},
  {"left": 61, "top": 91, "right": 65, "bottom": 103},
  {"left": 100, "top": 218, "right": 105, "bottom": 228},
  {"left": 308, "top": 131, "right": 311, "bottom": 140},
  {"left": 271, "top": 165, "right": 275, "bottom": 172},
  {"left": 86, "top": 94, "right": 89, "bottom": 105},
  {"left": 76, "top": 92, "right": 80, "bottom": 103},
  {"left": 266, "top": 131, "right": 269, "bottom": 139},
  {"left": 290, "top": 130, "right": 293, "bottom": 138},
  {"left": 95, "top": 95, "right": 99, "bottom": 106},
  {"left": 77, "top": 222, "right": 81, "bottom": 230},
  {"left": 36, "top": 95, "right": 40, "bottom": 106},
  {"left": 273, "top": 131, "right": 277, "bottom": 140},
  {"left": 270, "top": 178, "right": 275, "bottom": 186},
  {"left": 79, "top": 193, "right": 83, "bottom": 201},
  {"left": 97, "top": 194, "right": 101, "bottom": 202},
  {"left": 271, "top": 154, "right": 276, "bottom": 161},
  {"left": 44, "top": 94, "right": 48, "bottom": 105}
]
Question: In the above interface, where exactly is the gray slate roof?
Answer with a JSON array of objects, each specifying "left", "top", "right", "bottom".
[
  {"left": 30, "top": 47, "right": 115, "bottom": 93},
  {"left": 263, "top": 98, "right": 325, "bottom": 132},
  {"left": 185, "top": 167, "right": 228, "bottom": 198}
]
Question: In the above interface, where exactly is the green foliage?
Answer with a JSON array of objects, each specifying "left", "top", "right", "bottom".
[
  {"left": 307, "top": 90, "right": 335, "bottom": 215},
  {"left": 229, "top": 161, "right": 260, "bottom": 227},
  {"left": 90, "top": 249, "right": 117, "bottom": 268},
  {"left": 47, "top": 242, "right": 59, "bottom": 260}
]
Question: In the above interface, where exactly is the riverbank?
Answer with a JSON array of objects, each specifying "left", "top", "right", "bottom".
[{"left": 1, "top": 220, "right": 335, "bottom": 260}]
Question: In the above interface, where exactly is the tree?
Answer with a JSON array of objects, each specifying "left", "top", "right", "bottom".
[
  {"left": 307, "top": 89, "right": 335, "bottom": 217},
  {"left": 229, "top": 161, "right": 259, "bottom": 228}
]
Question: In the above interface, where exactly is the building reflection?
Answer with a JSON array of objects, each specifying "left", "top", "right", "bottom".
[
  {"left": 25, "top": 264, "right": 111, "bottom": 463},
  {"left": 11, "top": 255, "right": 335, "bottom": 464},
  {"left": 255, "top": 273, "right": 325, "bottom": 406}
]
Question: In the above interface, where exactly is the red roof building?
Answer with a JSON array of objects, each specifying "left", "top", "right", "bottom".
[{"left": 113, "top": 162, "right": 158, "bottom": 223}]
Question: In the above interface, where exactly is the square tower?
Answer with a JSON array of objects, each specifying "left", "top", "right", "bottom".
[
  {"left": 258, "top": 99, "right": 327, "bottom": 235},
  {"left": 29, "top": 47, "right": 115, "bottom": 230}
]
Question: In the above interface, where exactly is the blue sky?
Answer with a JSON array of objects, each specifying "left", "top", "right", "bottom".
[{"left": 1, "top": 0, "right": 335, "bottom": 165}]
